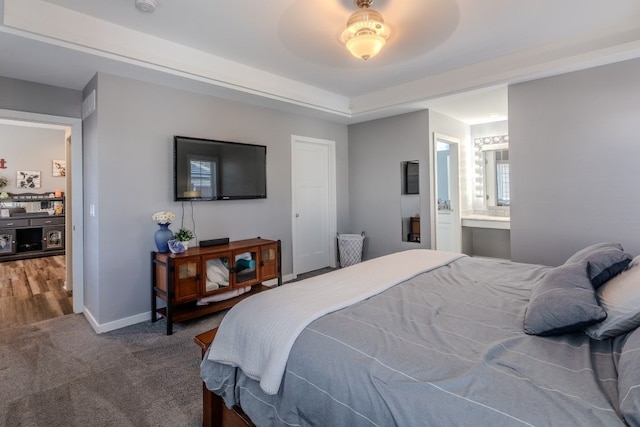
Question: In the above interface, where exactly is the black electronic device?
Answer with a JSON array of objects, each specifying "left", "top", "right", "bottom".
[
  {"left": 199, "top": 238, "right": 230, "bottom": 247},
  {"left": 173, "top": 136, "right": 267, "bottom": 201}
]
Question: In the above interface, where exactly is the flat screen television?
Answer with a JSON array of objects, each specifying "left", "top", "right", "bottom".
[{"left": 173, "top": 136, "right": 267, "bottom": 201}]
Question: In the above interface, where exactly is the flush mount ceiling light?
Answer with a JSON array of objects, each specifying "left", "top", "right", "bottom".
[
  {"left": 341, "top": 0, "right": 390, "bottom": 60},
  {"left": 135, "top": 0, "right": 157, "bottom": 13}
]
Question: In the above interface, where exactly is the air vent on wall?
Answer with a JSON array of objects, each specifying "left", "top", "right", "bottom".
[{"left": 81, "top": 90, "right": 96, "bottom": 119}]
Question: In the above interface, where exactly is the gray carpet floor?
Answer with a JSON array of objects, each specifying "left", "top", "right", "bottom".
[
  {"left": 0, "top": 267, "right": 335, "bottom": 426},
  {"left": 0, "top": 311, "right": 226, "bottom": 427}
]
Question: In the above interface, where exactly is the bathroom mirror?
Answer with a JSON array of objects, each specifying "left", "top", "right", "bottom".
[
  {"left": 401, "top": 161, "right": 420, "bottom": 243},
  {"left": 482, "top": 143, "right": 510, "bottom": 207},
  {"left": 436, "top": 143, "right": 452, "bottom": 212}
]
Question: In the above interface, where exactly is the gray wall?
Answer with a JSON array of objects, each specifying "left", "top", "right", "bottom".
[
  {"left": 0, "top": 76, "right": 82, "bottom": 118},
  {"left": 82, "top": 75, "right": 100, "bottom": 320},
  {"left": 509, "top": 58, "right": 640, "bottom": 266},
  {"left": 348, "top": 111, "right": 431, "bottom": 259},
  {"left": 83, "top": 73, "right": 349, "bottom": 325},
  {"left": 0, "top": 124, "right": 66, "bottom": 194},
  {"left": 462, "top": 227, "right": 511, "bottom": 259}
]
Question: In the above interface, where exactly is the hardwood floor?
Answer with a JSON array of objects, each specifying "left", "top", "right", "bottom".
[
  {"left": 0, "top": 255, "right": 71, "bottom": 330},
  {"left": 0, "top": 261, "right": 330, "bottom": 331}
]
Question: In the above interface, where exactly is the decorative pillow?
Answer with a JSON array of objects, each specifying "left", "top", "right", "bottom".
[
  {"left": 584, "top": 248, "right": 632, "bottom": 288},
  {"left": 524, "top": 261, "right": 607, "bottom": 336},
  {"left": 563, "top": 243, "right": 631, "bottom": 288},
  {"left": 564, "top": 242, "right": 623, "bottom": 265},
  {"left": 617, "top": 326, "right": 640, "bottom": 425},
  {"left": 585, "top": 255, "right": 640, "bottom": 340}
]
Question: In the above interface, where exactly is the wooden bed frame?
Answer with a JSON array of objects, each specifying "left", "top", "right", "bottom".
[{"left": 195, "top": 328, "right": 256, "bottom": 427}]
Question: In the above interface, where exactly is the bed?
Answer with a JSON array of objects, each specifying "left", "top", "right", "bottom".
[{"left": 199, "top": 245, "right": 640, "bottom": 426}]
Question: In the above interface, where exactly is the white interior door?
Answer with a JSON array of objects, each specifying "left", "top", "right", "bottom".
[
  {"left": 291, "top": 136, "right": 337, "bottom": 276},
  {"left": 431, "top": 133, "right": 461, "bottom": 253}
]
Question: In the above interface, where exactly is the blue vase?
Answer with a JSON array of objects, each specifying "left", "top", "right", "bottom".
[{"left": 154, "top": 223, "right": 174, "bottom": 253}]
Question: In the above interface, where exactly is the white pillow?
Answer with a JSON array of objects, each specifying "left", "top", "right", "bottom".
[{"left": 585, "top": 255, "right": 640, "bottom": 339}]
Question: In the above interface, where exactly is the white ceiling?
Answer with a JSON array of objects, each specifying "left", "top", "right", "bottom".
[{"left": 1, "top": 0, "right": 640, "bottom": 124}]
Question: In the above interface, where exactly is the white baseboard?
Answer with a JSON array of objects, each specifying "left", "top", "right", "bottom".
[
  {"left": 83, "top": 308, "right": 150, "bottom": 334},
  {"left": 82, "top": 275, "right": 296, "bottom": 333}
]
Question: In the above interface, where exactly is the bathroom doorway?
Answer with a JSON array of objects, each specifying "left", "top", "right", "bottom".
[{"left": 430, "top": 133, "right": 461, "bottom": 253}]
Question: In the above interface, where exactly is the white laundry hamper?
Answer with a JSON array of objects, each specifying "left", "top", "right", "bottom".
[{"left": 337, "top": 232, "right": 365, "bottom": 267}]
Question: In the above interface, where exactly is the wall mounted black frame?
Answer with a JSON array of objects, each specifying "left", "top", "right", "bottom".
[{"left": 403, "top": 161, "right": 419, "bottom": 194}]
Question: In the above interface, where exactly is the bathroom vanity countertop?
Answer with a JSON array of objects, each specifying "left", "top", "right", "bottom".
[{"left": 461, "top": 214, "right": 510, "bottom": 230}]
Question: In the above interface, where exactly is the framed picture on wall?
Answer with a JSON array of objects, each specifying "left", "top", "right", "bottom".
[
  {"left": 16, "top": 170, "right": 41, "bottom": 189},
  {"left": 52, "top": 160, "right": 66, "bottom": 177}
]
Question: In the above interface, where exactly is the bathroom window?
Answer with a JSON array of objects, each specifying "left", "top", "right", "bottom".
[
  {"left": 496, "top": 161, "right": 510, "bottom": 206},
  {"left": 483, "top": 146, "right": 510, "bottom": 207}
]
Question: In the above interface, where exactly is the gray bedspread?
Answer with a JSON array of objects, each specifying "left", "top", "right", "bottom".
[{"left": 201, "top": 256, "right": 627, "bottom": 426}]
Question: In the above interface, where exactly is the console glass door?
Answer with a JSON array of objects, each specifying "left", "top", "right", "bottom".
[{"left": 0, "top": 230, "right": 16, "bottom": 255}]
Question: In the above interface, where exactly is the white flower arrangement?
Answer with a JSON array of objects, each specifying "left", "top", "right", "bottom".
[{"left": 152, "top": 210, "right": 175, "bottom": 224}]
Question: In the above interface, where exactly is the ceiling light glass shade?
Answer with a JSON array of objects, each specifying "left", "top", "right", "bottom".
[
  {"left": 345, "top": 33, "right": 386, "bottom": 60},
  {"left": 341, "top": 7, "right": 390, "bottom": 60}
]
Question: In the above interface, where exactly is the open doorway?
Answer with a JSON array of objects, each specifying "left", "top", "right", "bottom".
[
  {"left": 0, "top": 109, "right": 83, "bottom": 322},
  {"left": 430, "top": 133, "right": 462, "bottom": 253}
]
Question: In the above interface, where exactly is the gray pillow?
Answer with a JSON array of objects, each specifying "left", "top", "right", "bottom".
[
  {"left": 524, "top": 261, "right": 607, "bottom": 336},
  {"left": 618, "top": 326, "right": 640, "bottom": 425},
  {"left": 564, "top": 243, "right": 631, "bottom": 288},
  {"left": 584, "top": 248, "right": 632, "bottom": 288},
  {"left": 564, "top": 242, "right": 623, "bottom": 264}
]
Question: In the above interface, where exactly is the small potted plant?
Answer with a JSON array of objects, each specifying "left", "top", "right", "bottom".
[{"left": 174, "top": 228, "right": 195, "bottom": 249}]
